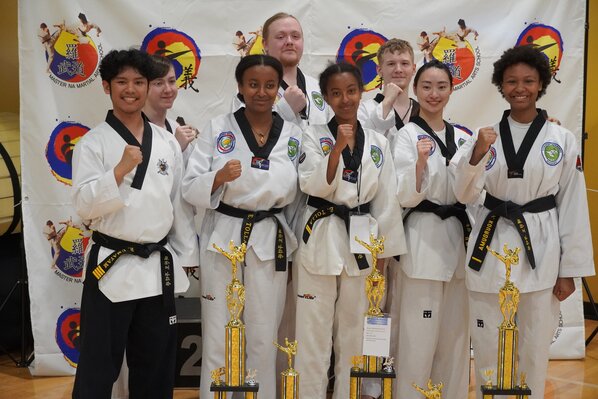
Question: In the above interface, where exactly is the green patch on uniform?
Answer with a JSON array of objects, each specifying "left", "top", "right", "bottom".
[
  {"left": 541, "top": 142, "right": 563, "bottom": 166},
  {"left": 288, "top": 137, "right": 299, "bottom": 161},
  {"left": 311, "top": 91, "right": 325, "bottom": 111},
  {"left": 370, "top": 145, "right": 383, "bottom": 168}
]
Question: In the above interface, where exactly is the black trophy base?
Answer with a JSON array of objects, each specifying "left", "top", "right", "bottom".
[
  {"left": 350, "top": 369, "right": 396, "bottom": 379},
  {"left": 481, "top": 385, "right": 531, "bottom": 397},
  {"left": 210, "top": 383, "right": 259, "bottom": 392}
]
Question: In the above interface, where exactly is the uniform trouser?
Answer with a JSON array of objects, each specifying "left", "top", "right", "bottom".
[
  {"left": 199, "top": 249, "right": 287, "bottom": 399},
  {"left": 72, "top": 279, "right": 176, "bottom": 399},
  {"left": 396, "top": 270, "right": 469, "bottom": 399},
  {"left": 385, "top": 258, "right": 402, "bottom": 373},
  {"left": 276, "top": 264, "right": 297, "bottom": 396},
  {"left": 295, "top": 263, "right": 378, "bottom": 399},
  {"left": 469, "top": 288, "right": 559, "bottom": 399}
]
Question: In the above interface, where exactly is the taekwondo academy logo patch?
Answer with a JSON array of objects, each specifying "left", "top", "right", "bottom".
[
  {"left": 56, "top": 307, "right": 81, "bottom": 367},
  {"left": 45, "top": 218, "right": 89, "bottom": 281},
  {"left": 485, "top": 146, "right": 497, "bottom": 171},
  {"left": 417, "top": 19, "right": 481, "bottom": 90},
  {"left": 298, "top": 293, "right": 316, "bottom": 300},
  {"left": 541, "top": 142, "right": 563, "bottom": 166},
  {"left": 157, "top": 159, "right": 169, "bottom": 175},
  {"left": 516, "top": 23, "right": 564, "bottom": 83},
  {"left": 336, "top": 28, "right": 388, "bottom": 91},
  {"left": 38, "top": 14, "right": 104, "bottom": 88},
  {"left": 311, "top": 91, "right": 325, "bottom": 111},
  {"left": 288, "top": 137, "right": 299, "bottom": 161},
  {"left": 370, "top": 145, "right": 383, "bottom": 168},
  {"left": 217, "top": 131, "right": 236, "bottom": 154},
  {"left": 320, "top": 137, "right": 333, "bottom": 155},
  {"left": 417, "top": 134, "right": 436, "bottom": 156},
  {"left": 46, "top": 122, "right": 91, "bottom": 186},
  {"left": 141, "top": 28, "right": 202, "bottom": 92}
]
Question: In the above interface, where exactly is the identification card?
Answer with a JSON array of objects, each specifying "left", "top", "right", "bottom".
[
  {"left": 251, "top": 156, "right": 270, "bottom": 170},
  {"left": 349, "top": 214, "right": 375, "bottom": 254},
  {"left": 362, "top": 315, "right": 391, "bottom": 357},
  {"left": 342, "top": 168, "right": 358, "bottom": 183}
]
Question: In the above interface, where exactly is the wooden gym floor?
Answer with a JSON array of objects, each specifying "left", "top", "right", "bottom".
[{"left": 1, "top": 320, "right": 597, "bottom": 399}]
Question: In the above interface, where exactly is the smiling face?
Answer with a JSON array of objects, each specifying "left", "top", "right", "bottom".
[
  {"left": 102, "top": 66, "right": 148, "bottom": 116},
  {"left": 377, "top": 50, "right": 416, "bottom": 90},
  {"left": 414, "top": 66, "right": 453, "bottom": 117},
  {"left": 147, "top": 65, "right": 178, "bottom": 111},
  {"left": 324, "top": 72, "right": 362, "bottom": 124},
  {"left": 238, "top": 64, "right": 280, "bottom": 114},
  {"left": 501, "top": 62, "right": 543, "bottom": 114},
  {"left": 263, "top": 17, "right": 304, "bottom": 68}
]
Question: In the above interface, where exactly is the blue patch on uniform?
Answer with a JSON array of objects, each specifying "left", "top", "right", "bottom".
[
  {"left": 417, "top": 134, "right": 436, "bottom": 156},
  {"left": 370, "top": 145, "right": 383, "bottom": 168},
  {"left": 485, "top": 146, "right": 497, "bottom": 171},
  {"left": 541, "top": 142, "right": 563, "bottom": 166},
  {"left": 217, "top": 131, "right": 235, "bottom": 154},
  {"left": 288, "top": 137, "right": 299, "bottom": 160},
  {"left": 320, "top": 137, "right": 333, "bottom": 155}
]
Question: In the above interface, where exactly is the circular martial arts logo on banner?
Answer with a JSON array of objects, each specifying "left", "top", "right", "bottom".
[
  {"left": 231, "top": 27, "right": 265, "bottom": 57},
  {"left": 141, "top": 28, "right": 202, "bottom": 92},
  {"left": 417, "top": 19, "right": 481, "bottom": 90},
  {"left": 336, "top": 29, "right": 388, "bottom": 92},
  {"left": 516, "top": 23, "right": 564, "bottom": 83},
  {"left": 46, "top": 122, "right": 90, "bottom": 186},
  {"left": 38, "top": 14, "right": 103, "bottom": 88},
  {"left": 56, "top": 307, "right": 81, "bottom": 368}
]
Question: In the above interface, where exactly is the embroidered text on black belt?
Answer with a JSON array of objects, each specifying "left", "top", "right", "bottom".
[
  {"left": 303, "top": 196, "right": 371, "bottom": 270},
  {"left": 468, "top": 193, "right": 556, "bottom": 271},
  {"left": 87, "top": 231, "right": 177, "bottom": 324},
  {"left": 216, "top": 203, "right": 287, "bottom": 271}
]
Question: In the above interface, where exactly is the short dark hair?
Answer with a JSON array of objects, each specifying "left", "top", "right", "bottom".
[
  {"left": 149, "top": 54, "right": 173, "bottom": 80},
  {"left": 319, "top": 62, "right": 364, "bottom": 95},
  {"left": 492, "top": 46, "right": 552, "bottom": 99},
  {"left": 413, "top": 59, "right": 453, "bottom": 87},
  {"left": 235, "top": 54, "right": 283, "bottom": 84},
  {"left": 99, "top": 49, "right": 157, "bottom": 83}
]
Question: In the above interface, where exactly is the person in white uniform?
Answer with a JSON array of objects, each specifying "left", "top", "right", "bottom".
[
  {"left": 387, "top": 60, "right": 471, "bottom": 399},
  {"left": 451, "top": 45, "right": 594, "bottom": 399},
  {"left": 294, "top": 62, "right": 407, "bottom": 399},
  {"left": 71, "top": 49, "right": 199, "bottom": 399},
  {"left": 182, "top": 54, "right": 302, "bottom": 399},
  {"left": 358, "top": 38, "right": 419, "bottom": 136}
]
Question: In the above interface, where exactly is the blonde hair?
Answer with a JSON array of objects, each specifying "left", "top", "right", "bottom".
[
  {"left": 376, "top": 38, "right": 414, "bottom": 64},
  {"left": 263, "top": 12, "right": 301, "bottom": 41}
]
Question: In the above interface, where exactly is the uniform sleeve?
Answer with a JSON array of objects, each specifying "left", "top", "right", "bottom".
[
  {"left": 283, "top": 128, "right": 306, "bottom": 236},
  {"left": 556, "top": 129, "right": 595, "bottom": 277},
  {"left": 182, "top": 119, "right": 225, "bottom": 209},
  {"left": 71, "top": 136, "right": 129, "bottom": 220},
  {"left": 450, "top": 131, "right": 489, "bottom": 204},
  {"left": 371, "top": 140, "right": 407, "bottom": 257},
  {"left": 274, "top": 95, "right": 303, "bottom": 126},
  {"left": 298, "top": 127, "right": 342, "bottom": 198},
  {"left": 358, "top": 99, "right": 395, "bottom": 134},
  {"left": 231, "top": 92, "right": 243, "bottom": 113},
  {"left": 168, "top": 140, "right": 200, "bottom": 267},
  {"left": 388, "top": 126, "right": 427, "bottom": 208}
]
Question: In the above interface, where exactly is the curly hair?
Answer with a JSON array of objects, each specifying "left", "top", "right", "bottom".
[{"left": 491, "top": 46, "right": 552, "bottom": 99}]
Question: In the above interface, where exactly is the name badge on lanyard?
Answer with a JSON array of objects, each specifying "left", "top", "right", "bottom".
[
  {"left": 342, "top": 168, "right": 358, "bottom": 183},
  {"left": 251, "top": 156, "right": 270, "bottom": 170}
]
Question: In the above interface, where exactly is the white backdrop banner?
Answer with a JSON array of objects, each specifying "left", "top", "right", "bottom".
[{"left": 19, "top": 0, "right": 587, "bottom": 375}]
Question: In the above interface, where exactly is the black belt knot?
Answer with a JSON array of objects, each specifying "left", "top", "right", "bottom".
[
  {"left": 303, "top": 196, "right": 371, "bottom": 270},
  {"left": 215, "top": 202, "right": 287, "bottom": 271},
  {"left": 468, "top": 193, "right": 556, "bottom": 272}
]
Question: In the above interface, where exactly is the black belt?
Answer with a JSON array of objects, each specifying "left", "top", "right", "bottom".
[
  {"left": 303, "top": 196, "right": 371, "bottom": 270},
  {"left": 87, "top": 231, "right": 177, "bottom": 324},
  {"left": 395, "top": 200, "right": 471, "bottom": 262},
  {"left": 468, "top": 193, "right": 556, "bottom": 271},
  {"left": 215, "top": 203, "right": 287, "bottom": 271}
]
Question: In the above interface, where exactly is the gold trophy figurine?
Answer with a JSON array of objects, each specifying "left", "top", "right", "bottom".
[
  {"left": 355, "top": 234, "right": 386, "bottom": 317},
  {"left": 274, "top": 338, "right": 299, "bottom": 399},
  {"left": 481, "top": 244, "right": 530, "bottom": 399},
  {"left": 412, "top": 380, "right": 444, "bottom": 399},
  {"left": 213, "top": 241, "right": 247, "bottom": 327}
]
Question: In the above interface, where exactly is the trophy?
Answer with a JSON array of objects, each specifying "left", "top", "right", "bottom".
[
  {"left": 413, "top": 379, "right": 444, "bottom": 398},
  {"left": 349, "top": 234, "right": 395, "bottom": 399},
  {"left": 210, "top": 241, "right": 259, "bottom": 398},
  {"left": 274, "top": 338, "right": 299, "bottom": 399},
  {"left": 480, "top": 244, "right": 531, "bottom": 399}
]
